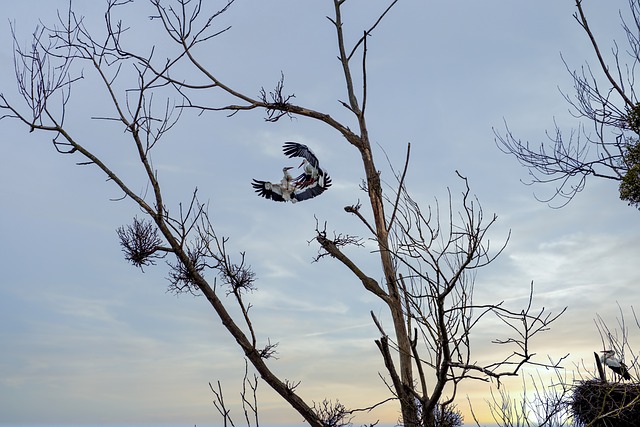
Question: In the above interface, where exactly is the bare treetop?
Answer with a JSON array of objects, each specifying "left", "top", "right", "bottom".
[
  {"left": 497, "top": 0, "right": 640, "bottom": 209},
  {"left": 1, "top": 1, "right": 568, "bottom": 426}
]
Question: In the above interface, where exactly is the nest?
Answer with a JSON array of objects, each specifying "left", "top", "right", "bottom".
[{"left": 570, "top": 379, "right": 640, "bottom": 427}]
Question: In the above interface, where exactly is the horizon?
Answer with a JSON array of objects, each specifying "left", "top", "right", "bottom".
[{"left": 1, "top": 1, "right": 638, "bottom": 426}]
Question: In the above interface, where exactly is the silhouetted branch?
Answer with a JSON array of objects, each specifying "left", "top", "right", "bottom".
[
  {"left": 117, "top": 216, "right": 171, "bottom": 269},
  {"left": 313, "top": 399, "right": 353, "bottom": 427},
  {"left": 497, "top": 0, "right": 640, "bottom": 208},
  {"left": 259, "top": 72, "right": 295, "bottom": 122}
]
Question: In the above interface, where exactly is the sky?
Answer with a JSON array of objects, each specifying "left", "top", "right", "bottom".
[{"left": 1, "top": 1, "right": 639, "bottom": 426}]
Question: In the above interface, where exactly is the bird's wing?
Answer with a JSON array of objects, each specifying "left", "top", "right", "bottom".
[
  {"left": 283, "top": 142, "right": 320, "bottom": 168},
  {"left": 606, "top": 357, "right": 623, "bottom": 368},
  {"left": 621, "top": 364, "right": 632, "bottom": 380},
  {"left": 292, "top": 174, "right": 332, "bottom": 202},
  {"left": 252, "top": 179, "right": 287, "bottom": 202},
  {"left": 608, "top": 360, "right": 622, "bottom": 368}
]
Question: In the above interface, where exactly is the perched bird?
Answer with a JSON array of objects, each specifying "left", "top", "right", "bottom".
[
  {"left": 252, "top": 142, "right": 331, "bottom": 203},
  {"left": 601, "top": 349, "right": 632, "bottom": 380},
  {"left": 282, "top": 141, "right": 331, "bottom": 190}
]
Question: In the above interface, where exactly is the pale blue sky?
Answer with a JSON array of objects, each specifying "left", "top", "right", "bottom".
[{"left": 1, "top": 1, "right": 639, "bottom": 426}]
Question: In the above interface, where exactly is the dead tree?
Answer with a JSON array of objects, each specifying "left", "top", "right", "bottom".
[
  {"left": 496, "top": 0, "right": 640, "bottom": 209},
  {"left": 1, "top": 1, "right": 565, "bottom": 425},
  {"left": 318, "top": 166, "right": 566, "bottom": 426},
  {"left": 477, "top": 369, "right": 572, "bottom": 427}
]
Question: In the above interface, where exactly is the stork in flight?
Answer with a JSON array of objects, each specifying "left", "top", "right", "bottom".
[
  {"left": 252, "top": 142, "right": 331, "bottom": 203},
  {"left": 282, "top": 141, "right": 330, "bottom": 189},
  {"left": 601, "top": 349, "right": 632, "bottom": 380}
]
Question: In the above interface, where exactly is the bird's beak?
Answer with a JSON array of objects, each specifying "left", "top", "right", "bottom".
[
  {"left": 299, "top": 161, "right": 304, "bottom": 168},
  {"left": 284, "top": 166, "right": 293, "bottom": 171}
]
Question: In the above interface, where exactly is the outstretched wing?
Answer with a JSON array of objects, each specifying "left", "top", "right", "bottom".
[
  {"left": 292, "top": 174, "right": 332, "bottom": 202},
  {"left": 253, "top": 142, "right": 331, "bottom": 203},
  {"left": 283, "top": 141, "right": 319, "bottom": 168},
  {"left": 252, "top": 179, "right": 287, "bottom": 202}
]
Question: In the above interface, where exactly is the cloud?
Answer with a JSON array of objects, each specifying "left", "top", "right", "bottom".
[{"left": 1, "top": 1, "right": 639, "bottom": 426}]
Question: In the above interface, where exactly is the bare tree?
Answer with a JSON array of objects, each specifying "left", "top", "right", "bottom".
[
  {"left": 496, "top": 0, "right": 640, "bottom": 209},
  {"left": 0, "top": 1, "right": 565, "bottom": 426},
  {"left": 346, "top": 167, "right": 567, "bottom": 426},
  {"left": 476, "top": 369, "right": 572, "bottom": 427},
  {"left": 210, "top": 360, "right": 260, "bottom": 427}
]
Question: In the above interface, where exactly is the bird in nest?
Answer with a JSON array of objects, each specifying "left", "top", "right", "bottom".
[{"left": 601, "top": 349, "right": 632, "bottom": 380}]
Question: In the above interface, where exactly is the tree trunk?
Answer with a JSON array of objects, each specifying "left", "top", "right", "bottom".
[{"left": 359, "top": 142, "right": 418, "bottom": 425}]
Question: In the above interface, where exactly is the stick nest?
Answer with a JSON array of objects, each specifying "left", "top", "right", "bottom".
[{"left": 570, "top": 379, "right": 640, "bottom": 427}]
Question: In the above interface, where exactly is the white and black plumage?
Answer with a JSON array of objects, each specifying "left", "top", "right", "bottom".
[
  {"left": 252, "top": 142, "right": 331, "bottom": 203},
  {"left": 252, "top": 167, "right": 297, "bottom": 202},
  {"left": 601, "top": 350, "right": 632, "bottom": 380},
  {"left": 282, "top": 141, "right": 331, "bottom": 190}
]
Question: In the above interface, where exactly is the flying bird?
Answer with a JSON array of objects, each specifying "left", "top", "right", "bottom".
[
  {"left": 601, "top": 349, "right": 632, "bottom": 380},
  {"left": 282, "top": 141, "right": 331, "bottom": 190},
  {"left": 252, "top": 167, "right": 297, "bottom": 202},
  {"left": 252, "top": 142, "right": 331, "bottom": 203}
]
